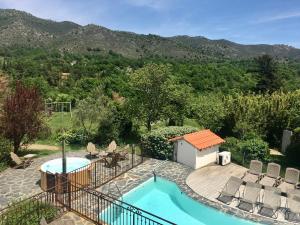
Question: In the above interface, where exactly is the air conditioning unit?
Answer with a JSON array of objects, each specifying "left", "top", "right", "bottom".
[{"left": 217, "top": 151, "right": 231, "bottom": 166}]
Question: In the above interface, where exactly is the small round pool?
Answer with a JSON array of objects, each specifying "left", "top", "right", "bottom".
[
  {"left": 40, "top": 157, "right": 91, "bottom": 191},
  {"left": 41, "top": 157, "right": 91, "bottom": 174}
]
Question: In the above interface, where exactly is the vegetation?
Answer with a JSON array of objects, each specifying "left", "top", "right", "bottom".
[
  {"left": 0, "top": 34, "right": 300, "bottom": 169},
  {"left": 285, "top": 127, "right": 300, "bottom": 166},
  {"left": 0, "top": 199, "right": 60, "bottom": 225},
  {"left": 141, "top": 126, "right": 198, "bottom": 159},
  {"left": 0, "top": 136, "right": 11, "bottom": 172},
  {"left": 1, "top": 9, "right": 300, "bottom": 60},
  {"left": 0, "top": 81, "right": 45, "bottom": 152}
]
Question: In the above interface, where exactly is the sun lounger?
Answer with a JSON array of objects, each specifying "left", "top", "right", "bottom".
[
  {"left": 242, "top": 160, "right": 263, "bottom": 183},
  {"left": 86, "top": 142, "right": 98, "bottom": 158},
  {"left": 10, "top": 152, "right": 32, "bottom": 169},
  {"left": 285, "top": 194, "right": 300, "bottom": 222},
  {"left": 217, "top": 176, "right": 243, "bottom": 204},
  {"left": 258, "top": 186, "right": 281, "bottom": 218},
  {"left": 277, "top": 168, "right": 300, "bottom": 193},
  {"left": 259, "top": 163, "right": 281, "bottom": 187},
  {"left": 237, "top": 182, "right": 262, "bottom": 212}
]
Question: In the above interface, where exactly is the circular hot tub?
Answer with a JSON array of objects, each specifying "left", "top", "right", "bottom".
[{"left": 40, "top": 157, "right": 91, "bottom": 191}]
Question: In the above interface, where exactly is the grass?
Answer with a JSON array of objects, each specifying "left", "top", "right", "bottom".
[{"left": 36, "top": 112, "right": 73, "bottom": 146}]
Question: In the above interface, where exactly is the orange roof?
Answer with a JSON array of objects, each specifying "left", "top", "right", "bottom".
[{"left": 169, "top": 129, "right": 225, "bottom": 151}]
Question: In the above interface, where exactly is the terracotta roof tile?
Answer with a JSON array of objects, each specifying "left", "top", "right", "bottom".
[{"left": 170, "top": 129, "right": 225, "bottom": 151}]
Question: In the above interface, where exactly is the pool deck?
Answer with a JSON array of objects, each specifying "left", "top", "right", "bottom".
[
  {"left": 99, "top": 160, "right": 294, "bottom": 225},
  {"left": 186, "top": 163, "right": 247, "bottom": 200}
]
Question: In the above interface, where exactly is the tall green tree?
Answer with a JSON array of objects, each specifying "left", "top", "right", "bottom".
[
  {"left": 73, "top": 88, "right": 111, "bottom": 140},
  {"left": 255, "top": 54, "right": 282, "bottom": 93},
  {"left": 127, "top": 63, "right": 173, "bottom": 131}
]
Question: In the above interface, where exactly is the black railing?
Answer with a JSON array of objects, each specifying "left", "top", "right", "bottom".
[
  {"left": 65, "top": 148, "right": 144, "bottom": 190},
  {"left": 0, "top": 188, "right": 64, "bottom": 225},
  {"left": 67, "top": 183, "right": 176, "bottom": 225},
  {"left": 0, "top": 147, "right": 176, "bottom": 225}
]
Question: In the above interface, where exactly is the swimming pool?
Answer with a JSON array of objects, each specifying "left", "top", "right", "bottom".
[{"left": 101, "top": 177, "right": 262, "bottom": 225}]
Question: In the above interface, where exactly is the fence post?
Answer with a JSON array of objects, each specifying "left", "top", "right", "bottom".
[
  {"left": 67, "top": 181, "right": 71, "bottom": 210},
  {"left": 141, "top": 145, "right": 144, "bottom": 163},
  {"left": 131, "top": 144, "right": 135, "bottom": 168}
]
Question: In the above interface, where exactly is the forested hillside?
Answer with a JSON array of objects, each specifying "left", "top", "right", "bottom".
[{"left": 1, "top": 9, "right": 300, "bottom": 60}]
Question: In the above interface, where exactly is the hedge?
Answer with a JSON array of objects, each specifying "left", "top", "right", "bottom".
[{"left": 141, "top": 126, "right": 198, "bottom": 160}]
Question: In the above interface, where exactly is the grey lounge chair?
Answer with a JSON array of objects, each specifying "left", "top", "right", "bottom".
[
  {"left": 242, "top": 160, "right": 263, "bottom": 183},
  {"left": 86, "top": 142, "right": 98, "bottom": 158},
  {"left": 258, "top": 186, "right": 282, "bottom": 218},
  {"left": 277, "top": 168, "right": 300, "bottom": 193},
  {"left": 10, "top": 152, "right": 32, "bottom": 169},
  {"left": 217, "top": 176, "right": 243, "bottom": 204},
  {"left": 259, "top": 163, "right": 281, "bottom": 187},
  {"left": 237, "top": 182, "right": 262, "bottom": 212},
  {"left": 285, "top": 195, "right": 300, "bottom": 222}
]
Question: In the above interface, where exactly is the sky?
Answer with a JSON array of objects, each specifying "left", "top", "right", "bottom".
[{"left": 0, "top": 0, "right": 300, "bottom": 47}]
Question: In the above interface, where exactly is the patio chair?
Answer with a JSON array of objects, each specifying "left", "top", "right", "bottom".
[
  {"left": 118, "top": 144, "right": 129, "bottom": 160},
  {"left": 107, "top": 140, "right": 117, "bottom": 154},
  {"left": 237, "top": 182, "right": 262, "bottom": 212},
  {"left": 86, "top": 142, "right": 98, "bottom": 158},
  {"left": 285, "top": 195, "right": 300, "bottom": 222},
  {"left": 277, "top": 168, "right": 300, "bottom": 193},
  {"left": 217, "top": 176, "right": 243, "bottom": 204},
  {"left": 242, "top": 160, "right": 263, "bottom": 183},
  {"left": 104, "top": 153, "right": 121, "bottom": 168},
  {"left": 259, "top": 163, "right": 281, "bottom": 187},
  {"left": 258, "top": 186, "right": 282, "bottom": 218},
  {"left": 10, "top": 152, "right": 32, "bottom": 169}
]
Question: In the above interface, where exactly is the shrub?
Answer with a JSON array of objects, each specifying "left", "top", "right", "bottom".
[
  {"left": 238, "top": 137, "right": 269, "bottom": 162},
  {"left": 286, "top": 128, "right": 300, "bottom": 166},
  {"left": 141, "top": 126, "right": 198, "bottom": 160},
  {"left": 1, "top": 199, "right": 60, "bottom": 225},
  {"left": 285, "top": 143, "right": 300, "bottom": 166},
  {"left": 219, "top": 137, "right": 239, "bottom": 152},
  {"left": 291, "top": 127, "right": 300, "bottom": 143},
  {"left": 56, "top": 128, "right": 87, "bottom": 145},
  {"left": 0, "top": 136, "right": 11, "bottom": 170}
]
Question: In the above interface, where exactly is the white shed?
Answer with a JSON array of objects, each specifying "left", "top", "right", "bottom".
[{"left": 170, "top": 130, "right": 225, "bottom": 169}]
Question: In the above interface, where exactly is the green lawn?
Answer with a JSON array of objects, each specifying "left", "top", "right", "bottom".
[{"left": 37, "top": 112, "right": 73, "bottom": 145}]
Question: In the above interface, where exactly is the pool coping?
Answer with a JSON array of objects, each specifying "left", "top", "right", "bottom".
[{"left": 102, "top": 159, "right": 294, "bottom": 225}]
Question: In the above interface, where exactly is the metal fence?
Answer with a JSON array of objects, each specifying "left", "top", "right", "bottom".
[
  {"left": 0, "top": 148, "right": 176, "bottom": 225},
  {"left": 51, "top": 148, "right": 144, "bottom": 192},
  {"left": 0, "top": 188, "right": 64, "bottom": 225},
  {"left": 67, "top": 183, "right": 176, "bottom": 225}
]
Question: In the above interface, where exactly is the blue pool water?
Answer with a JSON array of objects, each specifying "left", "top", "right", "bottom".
[
  {"left": 101, "top": 177, "right": 262, "bottom": 225},
  {"left": 40, "top": 157, "right": 91, "bottom": 173}
]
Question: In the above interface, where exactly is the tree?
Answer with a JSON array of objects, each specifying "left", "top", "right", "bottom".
[
  {"left": 73, "top": 88, "right": 111, "bottom": 140},
  {"left": 0, "top": 81, "right": 45, "bottom": 152},
  {"left": 255, "top": 54, "right": 282, "bottom": 93},
  {"left": 127, "top": 63, "right": 173, "bottom": 131}
]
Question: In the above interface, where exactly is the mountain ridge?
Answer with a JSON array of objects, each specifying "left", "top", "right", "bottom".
[{"left": 1, "top": 8, "right": 300, "bottom": 60}]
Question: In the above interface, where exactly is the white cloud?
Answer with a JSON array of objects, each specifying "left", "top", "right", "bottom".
[
  {"left": 255, "top": 11, "right": 300, "bottom": 23},
  {"left": 125, "top": 0, "right": 171, "bottom": 10}
]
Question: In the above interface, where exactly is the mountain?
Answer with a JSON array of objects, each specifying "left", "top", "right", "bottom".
[{"left": 1, "top": 9, "right": 300, "bottom": 60}]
